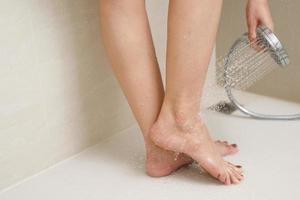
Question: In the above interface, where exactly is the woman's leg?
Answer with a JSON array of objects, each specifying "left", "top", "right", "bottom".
[
  {"left": 99, "top": 0, "right": 237, "bottom": 177},
  {"left": 99, "top": 0, "right": 192, "bottom": 176},
  {"left": 150, "top": 0, "right": 243, "bottom": 184}
]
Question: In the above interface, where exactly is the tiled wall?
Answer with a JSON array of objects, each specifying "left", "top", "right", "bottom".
[{"left": 0, "top": 0, "right": 135, "bottom": 190}]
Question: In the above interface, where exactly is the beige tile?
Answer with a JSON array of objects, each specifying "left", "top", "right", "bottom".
[
  {"left": 0, "top": 65, "right": 42, "bottom": 130},
  {"left": 0, "top": 8, "right": 36, "bottom": 70}
]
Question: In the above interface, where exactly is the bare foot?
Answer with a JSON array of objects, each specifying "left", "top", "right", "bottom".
[
  {"left": 146, "top": 140, "right": 238, "bottom": 177},
  {"left": 149, "top": 111, "right": 243, "bottom": 184}
]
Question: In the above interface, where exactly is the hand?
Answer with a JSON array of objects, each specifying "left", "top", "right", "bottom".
[{"left": 246, "top": 0, "right": 274, "bottom": 41}]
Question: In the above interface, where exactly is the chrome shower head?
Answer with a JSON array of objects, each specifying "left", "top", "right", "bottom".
[
  {"left": 256, "top": 25, "right": 289, "bottom": 66},
  {"left": 216, "top": 25, "right": 290, "bottom": 91},
  {"left": 213, "top": 25, "right": 300, "bottom": 120}
]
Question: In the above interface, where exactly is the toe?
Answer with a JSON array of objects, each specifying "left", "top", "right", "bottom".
[
  {"left": 228, "top": 144, "right": 239, "bottom": 153},
  {"left": 224, "top": 173, "right": 231, "bottom": 185},
  {"left": 224, "top": 162, "right": 244, "bottom": 185},
  {"left": 226, "top": 162, "right": 243, "bottom": 172},
  {"left": 221, "top": 173, "right": 227, "bottom": 183},
  {"left": 228, "top": 143, "right": 238, "bottom": 151},
  {"left": 231, "top": 143, "right": 237, "bottom": 148},
  {"left": 233, "top": 166, "right": 243, "bottom": 175},
  {"left": 232, "top": 169, "right": 244, "bottom": 181},
  {"left": 216, "top": 171, "right": 228, "bottom": 184},
  {"left": 229, "top": 171, "right": 240, "bottom": 184},
  {"left": 234, "top": 165, "right": 243, "bottom": 174},
  {"left": 228, "top": 167, "right": 242, "bottom": 184},
  {"left": 215, "top": 141, "right": 239, "bottom": 157},
  {"left": 228, "top": 163, "right": 244, "bottom": 180}
]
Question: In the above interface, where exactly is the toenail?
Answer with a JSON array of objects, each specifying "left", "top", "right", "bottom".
[
  {"left": 231, "top": 144, "right": 237, "bottom": 147},
  {"left": 236, "top": 165, "right": 242, "bottom": 168}
]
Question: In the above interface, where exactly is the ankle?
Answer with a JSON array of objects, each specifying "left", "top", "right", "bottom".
[{"left": 158, "top": 97, "right": 202, "bottom": 129}]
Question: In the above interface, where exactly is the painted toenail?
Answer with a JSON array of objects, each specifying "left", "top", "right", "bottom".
[
  {"left": 231, "top": 144, "right": 237, "bottom": 147},
  {"left": 236, "top": 165, "right": 242, "bottom": 168}
]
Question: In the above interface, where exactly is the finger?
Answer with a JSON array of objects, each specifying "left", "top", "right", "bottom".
[{"left": 247, "top": 17, "right": 258, "bottom": 41}]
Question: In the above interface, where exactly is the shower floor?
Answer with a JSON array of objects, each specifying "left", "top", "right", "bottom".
[{"left": 1, "top": 94, "right": 300, "bottom": 200}]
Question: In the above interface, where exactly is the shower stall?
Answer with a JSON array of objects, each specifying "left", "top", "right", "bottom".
[{"left": 0, "top": 0, "right": 299, "bottom": 199}]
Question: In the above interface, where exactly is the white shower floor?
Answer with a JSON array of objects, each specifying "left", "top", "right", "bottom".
[{"left": 1, "top": 95, "right": 300, "bottom": 200}]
